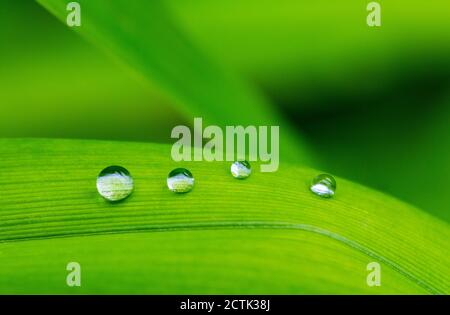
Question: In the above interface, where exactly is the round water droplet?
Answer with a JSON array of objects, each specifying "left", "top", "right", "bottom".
[
  {"left": 96, "top": 166, "right": 134, "bottom": 202},
  {"left": 167, "top": 168, "right": 194, "bottom": 193},
  {"left": 310, "top": 174, "right": 336, "bottom": 198},
  {"left": 231, "top": 161, "right": 252, "bottom": 179}
]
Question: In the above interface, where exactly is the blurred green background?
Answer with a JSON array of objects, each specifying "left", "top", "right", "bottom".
[{"left": 1, "top": 0, "right": 449, "bottom": 221}]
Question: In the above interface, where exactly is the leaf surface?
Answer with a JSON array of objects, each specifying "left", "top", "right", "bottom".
[{"left": 0, "top": 139, "right": 448, "bottom": 293}]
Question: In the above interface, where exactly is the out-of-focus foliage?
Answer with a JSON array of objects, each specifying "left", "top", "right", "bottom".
[
  {"left": 0, "top": 1, "right": 183, "bottom": 143},
  {"left": 167, "top": 0, "right": 450, "bottom": 110},
  {"left": 37, "top": 0, "right": 311, "bottom": 164}
]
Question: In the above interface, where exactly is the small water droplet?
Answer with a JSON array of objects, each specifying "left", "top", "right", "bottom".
[
  {"left": 96, "top": 166, "right": 134, "bottom": 202},
  {"left": 231, "top": 161, "right": 252, "bottom": 179},
  {"left": 167, "top": 168, "right": 194, "bottom": 193},
  {"left": 310, "top": 174, "right": 336, "bottom": 198}
]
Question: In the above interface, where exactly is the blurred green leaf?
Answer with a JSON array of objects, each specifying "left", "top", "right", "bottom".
[
  {"left": 167, "top": 0, "right": 450, "bottom": 111},
  {"left": 36, "top": 0, "right": 311, "bottom": 163},
  {"left": 0, "top": 0, "right": 183, "bottom": 143}
]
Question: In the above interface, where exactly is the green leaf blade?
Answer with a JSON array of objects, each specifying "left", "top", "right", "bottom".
[{"left": 0, "top": 138, "right": 448, "bottom": 293}]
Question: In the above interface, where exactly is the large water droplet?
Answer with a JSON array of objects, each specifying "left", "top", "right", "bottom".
[
  {"left": 96, "top": 166, "right": 134, "bottom": 202},
  {"left": 310, "top": 174, "right": 336, "bottom": 198},
  {"left": 231, "top": 161, "right": 251, "bottom": 179},
  {"left": 167, "top": 168, "right": 194, "bottom": 193}
]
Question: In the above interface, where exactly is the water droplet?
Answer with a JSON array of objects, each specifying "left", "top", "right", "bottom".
[
  {"left": 167, "top": 168, "right": 194, "bottom": 193},
  {"left": 310, "top": 174, "right": 336, "bottom": 198},
  {"left": 231, "top": 161, "right": 251, "bottom": 179},
  {"left": 96, "top": 166, "right": 134, "bottom": 202}
]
